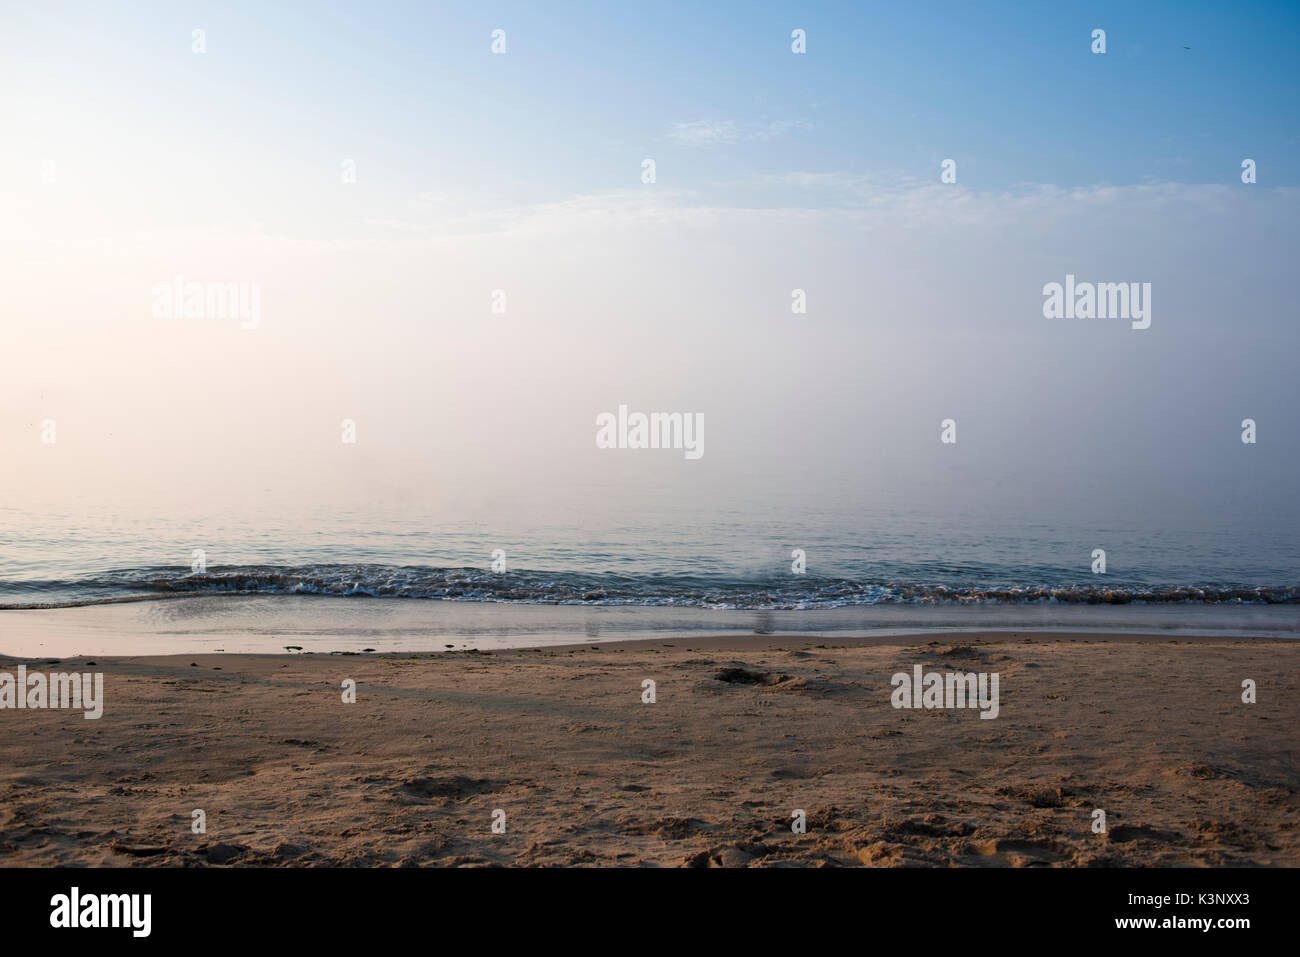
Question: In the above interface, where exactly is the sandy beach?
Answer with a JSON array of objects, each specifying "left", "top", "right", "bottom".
[{"left": 1, "top": 632, "right": 1295, "bottom": 867}]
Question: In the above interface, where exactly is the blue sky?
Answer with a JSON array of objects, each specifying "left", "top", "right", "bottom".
[{"left": 5, "top": 0, "right": 1298, "bottom": 236}]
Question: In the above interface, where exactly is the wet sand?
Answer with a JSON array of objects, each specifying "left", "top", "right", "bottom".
[
  {"left": 4, "top": 594, "right": 1299, "bottom": 657},
  {"left": 1, "top": 633, "right": 1296, "bottom": 867}
]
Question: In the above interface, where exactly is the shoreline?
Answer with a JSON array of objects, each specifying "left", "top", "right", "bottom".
[
  {"left": 4, "top": 628, "right": 1294, "bottom": 664},
  {"left": 3, "top": 594, "right": 1299, "bottom": 658}
]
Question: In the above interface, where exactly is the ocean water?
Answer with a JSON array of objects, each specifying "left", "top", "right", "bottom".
[{"left": 2, "top": 496, "right": 1296, "bottom": 611}]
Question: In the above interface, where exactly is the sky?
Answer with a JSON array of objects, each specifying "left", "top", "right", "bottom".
[{"left": 1, "top": 0, "right": 1297, "bottom": 531}]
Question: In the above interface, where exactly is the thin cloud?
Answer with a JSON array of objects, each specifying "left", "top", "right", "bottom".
[
  {"left": 666, "top": 119, "right": 742, "bottom": 147},
  {"left": 667, "top": 118, "right": 811, "bottom": 148}
]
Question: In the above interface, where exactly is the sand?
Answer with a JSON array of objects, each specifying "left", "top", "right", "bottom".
[{"left": 1, "top": 632, "right": 1296, "bottom": 867}]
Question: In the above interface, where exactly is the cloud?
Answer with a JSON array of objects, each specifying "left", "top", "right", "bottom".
[
  {"left": 666, "top": 118, "right": 811, "bottom": 148},
  {"left": 752, "top": 119, "right": 813, "bottom": 141},
  {"left": 666, "top": 119, "right": 742, "bottom": 147},
  {"left": 334, "top": 176, "right": 1298, "bottom": 247}
]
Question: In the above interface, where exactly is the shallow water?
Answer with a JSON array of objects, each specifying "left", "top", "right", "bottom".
[{"left": 3, "top": 594, "right": 1298, "bottom": 658}]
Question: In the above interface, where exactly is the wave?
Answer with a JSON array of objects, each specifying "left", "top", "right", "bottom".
[{"left": 1, "top": 564, "right": 1297, "bottom": 610}]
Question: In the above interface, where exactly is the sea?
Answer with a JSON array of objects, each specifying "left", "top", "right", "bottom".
[{"left": 2, "top": 495, "right": 1297, "bottom": 654}]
